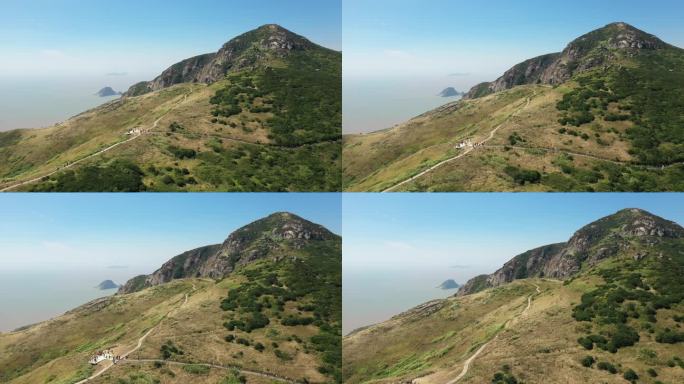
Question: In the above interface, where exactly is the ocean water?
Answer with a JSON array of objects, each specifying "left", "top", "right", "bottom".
[
  {"left": 343, "top": 266, "right": 476, "bottom": 335},
  {"left": 0, "top": 76, "right": 142, "bottom": 131},
  {"left": 343, "top": 76, "right": 465, "bottom": 134},
  {"left": 0, "top": 269, "right": 141, "bottom": 332}
]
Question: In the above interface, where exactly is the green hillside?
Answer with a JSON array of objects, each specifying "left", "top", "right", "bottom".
[
  {"left": 0, "top": 215, "right": 341, "bottom": 384},
  {"left": 343, "top": 210, "right": 684, "bottom": 383},
  {"left": 343, "top": 23, "right": 684, "bottom": 192},
  {"left": 0, "top": 25, "right": 341, "bottom": 192}
]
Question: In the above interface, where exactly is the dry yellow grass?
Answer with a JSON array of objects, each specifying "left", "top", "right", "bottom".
[
  {"left": 343, "top": 278, "right": 684, "bottom": 384},
  {"left": 343, "top": 84, "right": 644, "bottom": 192}
]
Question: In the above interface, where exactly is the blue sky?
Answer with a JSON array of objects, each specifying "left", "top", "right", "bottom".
[
  {"left": 0, "top": 0, "right": 341, "bottom": 78},
  {"left": 343, "top": 193, "right": 684, "bottom": 273},
  {"left": 344, "top": 0, "right": 684, "bottom": 80},
  {"left": 0, "top": 193, "right": 341, "bottom": 271}
]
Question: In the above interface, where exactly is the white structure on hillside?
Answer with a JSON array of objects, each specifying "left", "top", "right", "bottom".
[
  {"left": 456, "top": 139, "right": 473, "bottom": 149},
  {"left": 89, "top": 349, "right": 115, "bottom": 365},
  {"left": 125, "top": 127, "right": 142, "bottom": 135}
]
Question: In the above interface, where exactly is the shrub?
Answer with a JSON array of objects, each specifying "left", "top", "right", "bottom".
[
  {"left": 578, "top": 337, "right": 593, "bottom": 350},
  {"left": 623, "top": 369, "right": 638, "bottom": 381},
  {"left": 580, "top": 355, "right": 595, "bottom": 367},
  {"left": 655, "top": 329, "right": 684, "bottom": 344},
  {"left": 597, "top": 361, "right": 617, "bottom": 374},
  {"left": 183, "top": 364, "right": 210, "bottom": 375},
  {"left": 168, "top": 145, "right": 196, "bottom": 159}
]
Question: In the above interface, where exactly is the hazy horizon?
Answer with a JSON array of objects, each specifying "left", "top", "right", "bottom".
[
  {"left": 0, "top": 193, "right": 341, "bottom": 332},
  {"left": 343, "top": 0, "right": 684, "bottom": 133},
  {"left": 0, "top": 0, "right": 341, "bottom": 131},
  {"left": 342, "top": 193, "right": 684, "bottom": 334}
]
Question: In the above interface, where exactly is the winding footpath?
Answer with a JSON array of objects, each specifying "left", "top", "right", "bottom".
[
  {"left": 74, "top": 284, "right": 195, "bottom": 383},
  {"left": 120, "top": 359, "right": 296, "bottom": 384},
  {"left": 481, "top": 144, "right": 684, "bottom": 171},
  {"left": 383, "top": 95, "right": 533, "bottom": 192},
  {"left": 74, "top": 282, "right": 299, "bottom": 383},
  {"left": 0, "top": 93, "right": 190, "bottom": 192},
  {"left": 445, "top": 282, "right": 541, "bottom": 384}
]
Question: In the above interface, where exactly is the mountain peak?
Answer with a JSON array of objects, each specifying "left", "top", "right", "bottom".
[
  {"left": 566, "top": 21, "right": 668, "bottom": 55},
  {"left": 125, "top": 24, "right": 326, "bottom": 96},
  {"left": 119, "top": 213, "right": 337, "bottom": 293},
  {"left": 464, "top": 22, "right": 672, "bottom": 99},
  {"left": 458, "top": 209, "right": 683, "bottom": 295}
]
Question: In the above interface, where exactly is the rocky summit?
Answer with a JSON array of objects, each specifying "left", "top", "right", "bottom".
[
  {"left": 118, "top": 212, "right": 338, "bottom": 293},
  {"left": 125, "top": 24, "right": 325, "bottom": 96},
  {"left": 464, "top": 22, "right": 671, "bottom": 98},
  {"left": 458, "top": 208, "right": 683, "bottom": 295}
]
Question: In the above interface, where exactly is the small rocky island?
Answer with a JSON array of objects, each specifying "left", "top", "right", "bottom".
[
  {"left": 438, "top": 87, "right": 463, "bottom": 97},
  {"left": 96, "top": 280, "right": 121, "bottom": 290},
  {"left": 96, "top": 87, "right": 121, "bottom": 97},
  {"left": 438, "top": 279, "right": 460, "bottom": 290}
]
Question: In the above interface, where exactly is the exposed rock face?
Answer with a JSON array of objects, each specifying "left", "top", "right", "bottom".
[
  {"left": 458, "top": 208, "right": 683, "bottom": 295},
  {"left": 118, "top": 212, "right": 337, "bottom": 294},
  {"left": 125, "top": 24, "right": 326, "bottom": 96},
  {"left": 464, "top": 22, "right": 670, "bottom": 99}
]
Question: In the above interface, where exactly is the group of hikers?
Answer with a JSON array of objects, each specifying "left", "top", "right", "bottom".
[{"left": 89, "top": 349, "right": 127, "bottom": 365}]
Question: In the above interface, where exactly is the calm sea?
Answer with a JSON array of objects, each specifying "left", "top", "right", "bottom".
[
  {"left": 0, "top": 76, "right": 141, "bottom": 131},
  {"left": 343, "top": 76, "right": 465, "bottom": 134},
  {"left": 343, "top": 266, "right": 476, "bottom": 335},
  {"left": 0, "top": 269, "right": 141, "bottom": 332}
]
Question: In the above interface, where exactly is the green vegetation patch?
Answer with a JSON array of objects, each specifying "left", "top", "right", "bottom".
[
  {"left": 30, "top": 159, "right": 145, "bottom": 192},
  {"left": 210, "top": 50, "right": 341, "bottom": 147},
  {"left": 573, "top": 240, "right": 684, "bottom": 354},
  {"left": 194, "top": 141, "right": 340, "bottom": 191},
  {"left": 219, "top": 239, "right": 341, "bottom": 382}
]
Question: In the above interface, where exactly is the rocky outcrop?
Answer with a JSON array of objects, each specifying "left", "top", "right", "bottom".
[
  {"left": 96, "top": 280, "right": 120, "bottom": 290},
  {"left": 96, "top": 87, "right": 121, "bottom": 97},
  {"left": 438, "top": 279, "right": 459, "bottom": 289},
  {"left": 125, "top": 24, "right": 329, "bottom": 96},
  {"left": 458, "top": 208, "right": 683, "bottom": 295},
  {"left": 464, "top": 22, "right": 671, "bottom": 99},
  {"left": 118, "top": 212, "right": 337, "bottom": 294},
  {"left": 438, "top": 87, "right": 463, "bottom": 97}
]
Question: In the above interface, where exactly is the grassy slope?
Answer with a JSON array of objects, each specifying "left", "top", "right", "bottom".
[
  {"left": 343, "top": 251, "right": 684, "bottom": 383},
  {"left": 0, "top": 51, "right": 341, "bottom": 192},
  {"left": 343, "top": 47, "right": 684, "bottom": 192},
  {"left": 0, "top": 239, "right": 341, "bottom": 384}
]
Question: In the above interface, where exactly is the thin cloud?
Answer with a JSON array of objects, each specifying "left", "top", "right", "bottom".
[
  {"left": 382, "top": 49, "right": 413, "bottom": 60},
  {"left": 41, "top": 241, "right": 72, "bottom": 253},
  {"left": 106, "top": 265, "right": 128, "bottom": 269},
  {"left": 447, "top": 72, "right": 470, "bottom": 76},
  {"left": 105, "top": 72, "right": 128, "bottom": 76},
  {"left": 384, "top": 240, "right": 416, "bottom": 251},
  {"left": 40, "top": 49, "right": 69, "bottom": 60},
  {"left": 449, "top": 264, "right": 471, "bottom": 269}
]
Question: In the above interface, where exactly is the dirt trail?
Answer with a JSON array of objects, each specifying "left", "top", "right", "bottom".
[
  {"left": 1, "top": 93, "right": 190, "bottom": 192},
  {"left": 481, "top": 144, "right": 683, "bottom": 170},
  {"left": 74, "top": 282, "right": 197, "bottom": 383},
  {"left": 444, "top": 282, "right": 541, "bottom": 384},
  {"left": 383, "top": 94, "right": 534, "bottom": 192},
  {"left": 121, "top": 359, "right": 296, "bottom": 383}
]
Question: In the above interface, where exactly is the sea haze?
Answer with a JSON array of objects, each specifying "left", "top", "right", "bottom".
[
  {"left": 343, "top": 75, "right": 467, "bottom": 134},
  {"left": 0, "top": 268, "right": 142, "bottom": 332},
  {"left": 343, "top": 266, "right": 477, "bottom": 335},
  {"left": 0, "top": 75, "right": 145, "bottom": 131}
]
